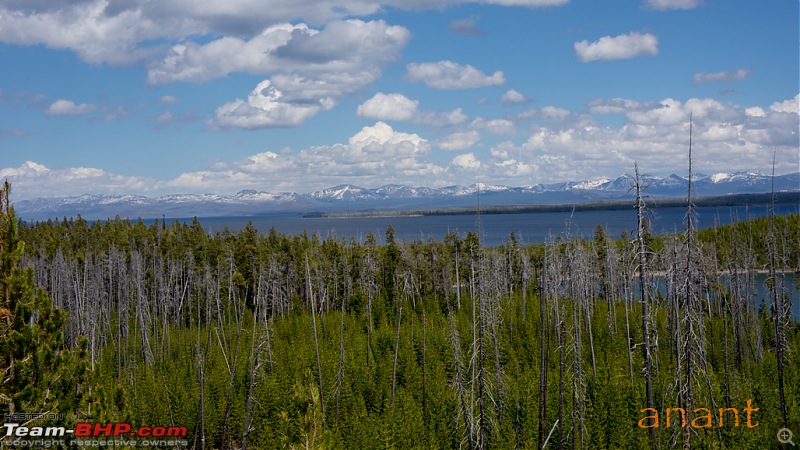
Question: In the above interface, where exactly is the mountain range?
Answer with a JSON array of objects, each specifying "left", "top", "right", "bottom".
[{"left": 16, "top": 171, "right": 800, "bottom": 221}]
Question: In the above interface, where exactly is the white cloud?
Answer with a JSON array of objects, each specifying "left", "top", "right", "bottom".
[
  {"left": 0, "top": 161, "right": 153, "bottom": 199},
  {"left": 406, "top": 60, "right": 505, "bottom": 89},
  {"left": 46, "top": 99, "right": 99, "bottom": 116},
  {"left": 419, "top": 108, "right": 469, "bottom": 127},
  {"left": 501, "top": 89, "right": 527, "bottom": 104},
  {"left": 745, "top": 107, "right": 766, "bottom": 118},
  {"left": 471, "top": 117, "right": 515, "bottom": 135},
  {"left": 626, "top": 98, "right": 687, "bottom": 126},
  {"left": 587, "top": 97, "right": 644, "bottom": 114},
  {"left": 191, "top": 20, "right": 410, "bottom": 129},
  {"left": 0, "top": 1, "right": 163, "bottom": 65},
  {"left": 770, "top": 94, "right": 799, "bottom": 114},
  {"left": 159, "top": 95, "right": 178, "bottom": 104},
  {"left": 540, "top": 106, "right": 571, "bottom": 120},
  {"left": 644, "top": 0, "right": 702, "bottom": 10},
  {"left": 436, "top": 130, "right": 481, "bottom": 151},
  {"left": 357, "top": 93, "right": 419, "bottom": 121},
  {"left": 212, "top": 79, "right": 328, "bottom": 129},
  {"left": 574, "top": 32, "right": 658, "bottom": 62},
  {"left": 451, "top": 153, "right": 482, "bottom": 170},
  {"left": 147, "top": 20, "right": 409, "bottom": 85},
  {"left": 694, "top": 68, "right": 751, "bottom": 84},
  {"left": 170, "top": 121, "right": 444, "bottom": 190},
  {"left": 357, "top": 93, "right": 468, "bottom": 127}
]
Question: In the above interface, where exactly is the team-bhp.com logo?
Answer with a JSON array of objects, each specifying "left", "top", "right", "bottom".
[{"left": 3, "top": 422, "right": 188, "bottom": 447}]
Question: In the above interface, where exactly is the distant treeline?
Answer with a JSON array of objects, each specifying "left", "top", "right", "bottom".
[{"left": 308, "top": 191, "right": 800, "bottom": 218}]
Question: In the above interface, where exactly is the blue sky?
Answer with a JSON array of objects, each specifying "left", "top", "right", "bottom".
[{"left": 0, "top": 0, "right": 797, "bottom": 200}]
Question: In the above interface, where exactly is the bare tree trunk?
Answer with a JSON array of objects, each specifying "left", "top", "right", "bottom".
[
  {"left": 537, "top": 269, "right": 549, "bottom": 450},
  {"left": 242, "top": 267, "right": 268, "bottom": 450},
  {"left": 557, "top": 306, "right": 565, "bottom": 450},
  {"left": 306, "top": 256, "right": 326, "bottom": 417},
  {"left": 449, "top": 302, "right": 474, "bottom": 450},
  {"left": 769, "top": 153, "right": 789, "bottom": 427},
  {"left": 635, "top": 163, "right": 656, "bottom": 446},
  {"left": 391, "top": 299, "right": 402, "bottom": 409}
]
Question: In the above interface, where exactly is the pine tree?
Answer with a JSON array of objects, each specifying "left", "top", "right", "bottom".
[{"left": 0, "top": 181, "right": 89, "bottom": 424}]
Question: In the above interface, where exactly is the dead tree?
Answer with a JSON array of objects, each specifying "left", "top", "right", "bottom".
[
  {"left": 768, "top": 153, "right": 789, "bottom": 428},
  {"left": 305, "top": 256, "right": 326, "bottom": 418},
  {"left": 634, "top": 163, "right": 656, "bottom": 446},
  {"left": 537, "top": 247, "right": 549, "bottom": 450}
]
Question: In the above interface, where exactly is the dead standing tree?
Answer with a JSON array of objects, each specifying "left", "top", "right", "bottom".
[
  {"left": 634, "top": 163, "right": 657, "bottom": 447},
  {"left": 675, "top": 117, "right": 716, "bottom": 449},
  {"left": 768, "top": 153, "right": 790, "bottom": 428}
]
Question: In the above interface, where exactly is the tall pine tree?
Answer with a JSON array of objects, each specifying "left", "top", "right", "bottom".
[{"left": 0, "top": 181, "right": 88, "bottom": 421}]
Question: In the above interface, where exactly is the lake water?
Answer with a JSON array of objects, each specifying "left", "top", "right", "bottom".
[
  {"left": 191, "top": 205, "right": 797, "bottom": 247},
  {"left": 643, "top": 273, "right": 800, "bottom": 321}
]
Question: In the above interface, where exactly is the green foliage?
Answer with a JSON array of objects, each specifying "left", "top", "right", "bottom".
[
  {"left": 13, "top": 202, "right": 800, "bottom": 449},
  {"left": 0, "top": 182, "right": 90, "bottom": 425}
]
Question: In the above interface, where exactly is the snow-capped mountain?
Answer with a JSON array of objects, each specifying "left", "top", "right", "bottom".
[{"left": 15, "top": 171, "right": 799, "bottom": 221}]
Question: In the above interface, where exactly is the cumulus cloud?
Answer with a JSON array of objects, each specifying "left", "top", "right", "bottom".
[
  {"left": 406, "top": 61, "right": 505, "bottom": 89},
  {"left": 770, "top": 94, "right": 799, "bottom": 114},
  {"left": 644, "top": 0, "right": 702, "bottom": 10},
  {"left": 540, "top": 106, "right": 571, "bottom": 120},
  {"left": 694, "top": 68, "right": 751, "bottom": 84},
  {"left": 196, "top": 20, "right": 410, "bottom": 129},
  {"left": 356, "top": 93, "right": 468, "bottom": 127},
  {"left": 471, "top": 117, "right": 515, "bottom": 135},
  {"left": 0, "top": 1, "right": 164, "bottom": 65},
  {"left": 501, "top": 89, "right": 527, "bottom": 104},
  {"left": 499, "top": 95, "right": 799, "bottom": 182},
  {"left": 159, "top": 95, "right": 178, "bottom": 104},
  {"left": 574, "top": 32, "right": 658, "bottom": 62},
  {"left": 46, "top": 99, "right": 99, "bottom": 116},
  {"left": 419, "top": 108, "right": 469, "bottom": 127},
  {"left": 436, "top": 130, "right": 481, "bottom": 151},
  {"left": 166, "top": 121, "right": 447, "bottom": 191},
  {"left": 147, "top": 20, "right": 409, "bottom": 85},
  {"left": 357, "top": 93, "right": 419, "bottom": 121},
  {"left": 212, "top": 79, "right": 329, "bottom": 129},
  {"left": 586, "top": 97, "right": 646, "bottom": 114},
  {"left": 745, "top": 107, "right": 766, "bottom": 118},
  {"left": 0, "top": 161, "right": 154, "bottom": 199},
  {"left": 451, "top": 153, "right": 482, "bottom": 170}
]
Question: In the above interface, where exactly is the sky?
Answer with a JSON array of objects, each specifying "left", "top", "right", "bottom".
[{"left": 0, "top": 0, "right": 798, "bottom": 200}]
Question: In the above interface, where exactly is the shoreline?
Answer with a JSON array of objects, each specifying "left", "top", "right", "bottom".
[{"left": 306, "top": 191, "right": 800, "bottom": 219}]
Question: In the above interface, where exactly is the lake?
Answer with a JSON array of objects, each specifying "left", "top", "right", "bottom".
[{"left": 189, "top": 204, "right": 797, "bottom": 247}]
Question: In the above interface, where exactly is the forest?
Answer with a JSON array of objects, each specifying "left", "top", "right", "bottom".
[{"left": 1, "top": 176, "right": 799, "bottom": 449}]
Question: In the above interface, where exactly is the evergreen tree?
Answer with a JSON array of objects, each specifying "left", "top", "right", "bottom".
[{"left": 0, "top": 181, "right": 89, "bottom": 421}]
